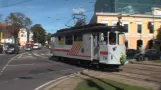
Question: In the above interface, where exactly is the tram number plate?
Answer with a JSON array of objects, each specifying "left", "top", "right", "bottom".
[{"left": 103, "top": 56, "right": 107, "bottom": 60}]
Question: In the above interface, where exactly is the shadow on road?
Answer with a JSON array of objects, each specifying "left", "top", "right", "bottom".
[{"left": 48, "top": 56, "right": 122, "bottom": 73}]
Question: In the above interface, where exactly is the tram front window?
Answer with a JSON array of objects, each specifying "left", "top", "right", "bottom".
[{"left": 109, "top": 32, "right": 116, "bottom": 45}]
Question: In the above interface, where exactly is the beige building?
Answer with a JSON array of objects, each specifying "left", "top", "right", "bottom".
[{"left": 90, "top": 12, "right": 161, "bottom": 50}]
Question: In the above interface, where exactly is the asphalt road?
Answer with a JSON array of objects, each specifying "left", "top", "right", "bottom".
[{"left": 0, "top": 48, "right": 84, "bottom": 90}]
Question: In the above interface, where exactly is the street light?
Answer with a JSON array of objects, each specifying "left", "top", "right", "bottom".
[
  {"left": 151, "top": 7, "right": 160, "bottom": 46},
  {"left": 117, "top": 13, "right": 122, "bottom": 26}
]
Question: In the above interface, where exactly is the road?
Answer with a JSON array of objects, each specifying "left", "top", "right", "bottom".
[{"left": 0, "top": 48, "right": 84, "bottom": 90}]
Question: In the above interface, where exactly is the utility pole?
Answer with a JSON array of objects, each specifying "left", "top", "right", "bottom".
[{"left": 72, "top": 7, "right": 86, "bottom": 26}]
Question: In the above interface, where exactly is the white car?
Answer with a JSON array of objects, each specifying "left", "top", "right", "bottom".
[{"left": 33, "top": 43, "right": 39, "bottom": 49}]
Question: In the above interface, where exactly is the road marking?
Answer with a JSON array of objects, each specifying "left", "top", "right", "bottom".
[
  {"left": 34, "top": 73, "right": 78, "bottom": 90},
  {"left": 34, "top": 53, "right": 40, "bottom": 56},
  {"left": 28, "top": 54, "right": 32, "bottom": 55},
  {"left": 41, "top": 54, "right": 44, "bottom": 55},
  {"left": 0, "top": 54, "right": 5, "bottom": 56},
  {"left": 0, "top": 52, "right": 29, "bottom": 76},
  {"left": 8, "top": 64, "right": 34, "bottom": 67}
]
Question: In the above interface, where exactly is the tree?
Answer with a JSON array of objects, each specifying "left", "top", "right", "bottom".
[
  {"left": 31, "top": 24, "right": 46, "bottom": 44},
  {"left": 5, "top": 12, "right": 32, "bottom": 44},
  {"left": 47, "top": 33, "right": 52, "bottom": 44},
  {"left": 75, "top": 18, "right": 86, "bottom": 27}
]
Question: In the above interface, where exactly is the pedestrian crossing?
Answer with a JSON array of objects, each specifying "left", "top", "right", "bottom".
[
  {"left": 19, "top": 52, "right": 53, "bottom": 59},
  {"left": 29, "top": 53, "right": 53, "bottom": 57}
]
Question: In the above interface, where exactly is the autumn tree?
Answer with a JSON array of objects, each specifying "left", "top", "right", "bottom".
[{"left": 5, "top": 12, "right": 32, "bottom": 44}]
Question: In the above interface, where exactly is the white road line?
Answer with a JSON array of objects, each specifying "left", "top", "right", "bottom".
[
  {"left": 28, "top": 54, "right": 32, "bottom": 55},
  {"left": 18, "top": 52, "right": 29, "bottom": 58},
  {"left": 34, "top": 53, "right": 40, "bottom": 56},
  {"left": 8, "top": 64, "right": 34, "bottom": 67},
  {"left": 18, "top": 54, "right": 23, "bottom": 58},
  {"left": 34, "top": 73, "right": 78, "bottom": 90},
  {"left": 0, "top": 52, "right": 29, "bottom": 76},
  {"left": 0, "top": 54, "right": 5, "bottom": 56}
]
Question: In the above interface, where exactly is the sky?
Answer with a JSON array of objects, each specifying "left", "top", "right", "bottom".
[{"left": 0, "top": 0, "right": 96, "bottom": 33}]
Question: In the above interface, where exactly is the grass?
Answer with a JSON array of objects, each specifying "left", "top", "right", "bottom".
[
  {"left": 75, "top": 78, "right": 152, "bottom": 90},
  {"left": 151, "top": 60, "right": 161, "bottom": 63}
]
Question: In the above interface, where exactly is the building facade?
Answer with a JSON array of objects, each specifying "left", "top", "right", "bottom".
[
  {"left": 18, "top": 28, "right": 33, "bottom": 46},
  {"left": 90, "top": 12, "right": 161, "bottom": 50},
  {"left": 91, "top": 0, "right": 161, "bottom": 50}
]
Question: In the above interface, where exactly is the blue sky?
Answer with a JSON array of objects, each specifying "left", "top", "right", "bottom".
[{"left": 0, "top": 0, "right": 96, "bottom": 33}]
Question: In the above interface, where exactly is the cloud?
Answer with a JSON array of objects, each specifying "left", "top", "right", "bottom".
[{"left": 72, "top": 8, "right": 85, "bottom": 14}]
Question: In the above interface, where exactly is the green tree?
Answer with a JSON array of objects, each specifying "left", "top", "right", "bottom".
[
  {"left": 31, "top": 24, "right": 46, "bottom": 44},
  {"left": 5, "top": 12, "right": 32, "bottom": 44},
  {"left": 47, "top": 33, "right": 52, "bottom": 44}
]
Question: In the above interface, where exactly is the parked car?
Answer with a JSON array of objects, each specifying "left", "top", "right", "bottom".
[
  {"left": 0, "top": 45, "right": 3, "bottom": 54},
  {"left": 126, "top": 49, "right": 139, "bottom": 59},
  {"left": 33, "top": 43, "right": 42, "bottom": 50},
  {"left": 5, "top": 44, "right": 19, "bottom": 54},
  {"left": 135, "top": 49, "right": 161, "bottom": 61},
  {"left": 24, "top": 44, "right": 33, "bottom": 51}
]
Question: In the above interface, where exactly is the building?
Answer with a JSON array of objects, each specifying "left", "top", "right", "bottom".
[
  {"left": 18, "top": 28, "right": 33, "bottom": 46},
  {"left": 95, "top": 0, "right": 161, "bottom": 14},
  {"left": 90, "top": 0, "right": 161, "bottom": 50},
  {"left": 0, "top": 22, "right": 14, "bottom": 44}
]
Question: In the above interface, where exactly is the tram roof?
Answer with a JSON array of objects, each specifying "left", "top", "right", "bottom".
[{"left": 52, "top": 24, "right": 127, "bottom": 36}]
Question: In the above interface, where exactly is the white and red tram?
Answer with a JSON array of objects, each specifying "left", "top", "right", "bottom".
[{"left": 50, "top": 24, "right": 127, "bottom": 68}]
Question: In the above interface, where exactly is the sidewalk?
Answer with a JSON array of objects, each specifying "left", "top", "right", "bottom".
[
  {"left": 129, "top": 60, "right": 161, "bottom": 66},
  {"left": 44, "top": 73, "right": 89, "bottom": 90}
]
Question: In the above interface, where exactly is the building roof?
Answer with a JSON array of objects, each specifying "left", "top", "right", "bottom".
[
  {"left": 0, "top": 22, "right": 8, "bottom": 27},
  {"left": 52, "top": 24, "right": 127, "bottom": 36}
]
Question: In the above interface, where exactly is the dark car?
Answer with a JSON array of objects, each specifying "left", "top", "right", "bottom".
[
  {"left": 135, "top": 49, "right": 161, "bottom": 61},
  {"left": 0, "top": 45, "right": 3, "bottom": 54},
  {"left": 5, "top": 44, "right": 19, "bottom": 54},
  {"left": 126, "top": 49, "right": 139, "bottom": 59}
]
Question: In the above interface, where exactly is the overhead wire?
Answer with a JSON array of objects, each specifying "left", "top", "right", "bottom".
[{"left": 0, "top": 0, "right": 35, "bottom": 8}]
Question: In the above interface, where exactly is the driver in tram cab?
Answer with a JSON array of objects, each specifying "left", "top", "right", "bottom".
[
  {"left": 100, "top": 36, "right": 106, "bottom": 45},
  {"left": 109, "top": 35, "right": 116, "bottom": 45}
]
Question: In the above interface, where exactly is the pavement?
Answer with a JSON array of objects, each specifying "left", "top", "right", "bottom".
[{"left": 0, "top": 48, "right": 84, "bottom": 90}]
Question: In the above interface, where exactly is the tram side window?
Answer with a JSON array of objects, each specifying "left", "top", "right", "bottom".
[
  {"left": 109, "top": 32, "right": 116, "bottom": 45},
  {"left": 58, "top": 36, "right": 64, "bottom": 41},
  {"left": 74, "top": 35, "right": 83, "bottom": 41},
  {"left": 65, "top": 36, "right": 73, "bottom": 45},
  {"left": 100, "top": 32, "right": 108, "bottom": 44},
  {"left": 118, "top": 33, "right": 125, "bottom": 45}
]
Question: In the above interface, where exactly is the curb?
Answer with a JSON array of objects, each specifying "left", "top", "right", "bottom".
[
  {"left": 129, "top": 61, "right": 161, "bottom": 67},
  {"left": 34, "top": 71, "right": 82, "bottom": 90}
]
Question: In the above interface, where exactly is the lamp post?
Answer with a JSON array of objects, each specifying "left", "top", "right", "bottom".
[
  {"left": 117, "top": 13, "right": 122, "bottom": 26},
  {"left": 152, "top": 7, "right": 160, "bottom": 46}
]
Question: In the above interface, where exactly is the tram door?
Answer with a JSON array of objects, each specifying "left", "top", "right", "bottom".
[{"left": 93, "top": 33, "right": 100, "bottom": 60}]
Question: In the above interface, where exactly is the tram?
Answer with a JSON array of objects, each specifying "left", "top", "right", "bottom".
[{"left": 50, "top": 24, "right": 127, "bottom": 68}]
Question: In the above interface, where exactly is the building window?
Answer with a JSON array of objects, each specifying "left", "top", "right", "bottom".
[
  {"left": 137, "top": 40, "right": 143, "bottom": 51},
  {"left": 125, "top": 40, "right": 128, "bottom": 48},
  {"left": 65, "top": 36, "right": 73, "bottom": 45},
  {"left": 137, "top": 24, "right": 142, "bottom": 33},
  {"left": 124, "top": 24, "right": 129, "bottom": 32}
]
